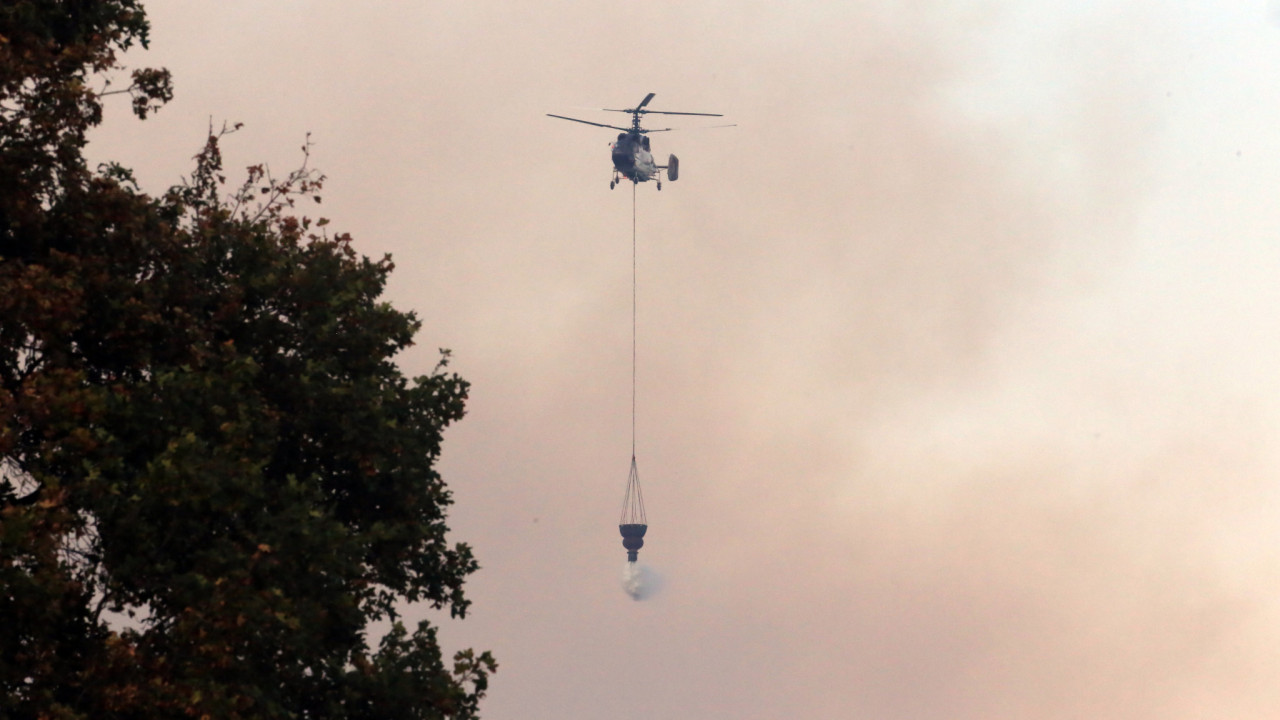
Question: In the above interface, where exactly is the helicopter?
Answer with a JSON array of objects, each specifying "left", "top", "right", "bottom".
[{"left": 547, "top": 93, "right": 729, "bottom": 190}]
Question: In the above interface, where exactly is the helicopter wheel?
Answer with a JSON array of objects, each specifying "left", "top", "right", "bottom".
[
  {"left": 657, "top": 181, "right": 662, "bottom": 191},
  {"left": 610, "top": 180, "right": 615, "bottom": 190}
]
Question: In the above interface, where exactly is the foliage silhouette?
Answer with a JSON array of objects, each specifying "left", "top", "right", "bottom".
[{"left": 0, "top": 3, "right": 493, "bottom": 718}]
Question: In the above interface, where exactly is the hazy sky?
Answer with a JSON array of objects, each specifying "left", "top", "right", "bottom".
[{"left": 89, "top": 2, "right": 1280, "bottom": 718}]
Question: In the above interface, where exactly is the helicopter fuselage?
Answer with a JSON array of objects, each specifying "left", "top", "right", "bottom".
[{"left": 611, "top": 133, "right": 659, "bottom": 183}]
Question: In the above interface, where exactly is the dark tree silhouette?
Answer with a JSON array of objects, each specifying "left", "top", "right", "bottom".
[{"left": 1, "top": 3, "right": 493, "bottom": 718}]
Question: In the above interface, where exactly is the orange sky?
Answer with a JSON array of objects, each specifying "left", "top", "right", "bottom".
[{"left": 90, "top": 2, "right": 1280, "bottom": 718}]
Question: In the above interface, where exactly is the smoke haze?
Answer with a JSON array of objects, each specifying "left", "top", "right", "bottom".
[{"left": 86, "top": 2, "right": 1280, "bottom": 719}]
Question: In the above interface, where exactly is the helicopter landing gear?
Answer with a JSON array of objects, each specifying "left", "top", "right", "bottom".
[
  {"left": 610, "top": 180, "right": 616, "bottom": 189},
  {"left": 656, "top": 181, "right": 662, "bottom": 191}
]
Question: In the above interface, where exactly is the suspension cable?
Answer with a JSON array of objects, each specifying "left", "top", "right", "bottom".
[{"left": 631, "top": 180, "right": 637, "bottom": 460}]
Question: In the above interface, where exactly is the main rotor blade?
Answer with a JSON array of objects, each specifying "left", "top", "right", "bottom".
[
  {"left": 645, "top": 123, "right": 736, "bottom": 133},
  {"left": 601, "top": 108, "right": 724, "bottom": 117},
  {"left": 546, "top": 114, "right": 631, "bottom": 132},
  {"left": 640, "top": 110, "right": 724, "bottom": 117},
  {"left": 638, "top": 92, "right": 655, "bottom": 109}
]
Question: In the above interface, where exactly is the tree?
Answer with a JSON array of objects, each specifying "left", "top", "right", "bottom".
[{"left": 1, "top": 2, "right": 494, "bottom": 717}]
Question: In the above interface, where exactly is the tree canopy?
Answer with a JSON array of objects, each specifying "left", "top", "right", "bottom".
[{"left": 1, "top": 2, "right": 493, "bottom": 718}]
